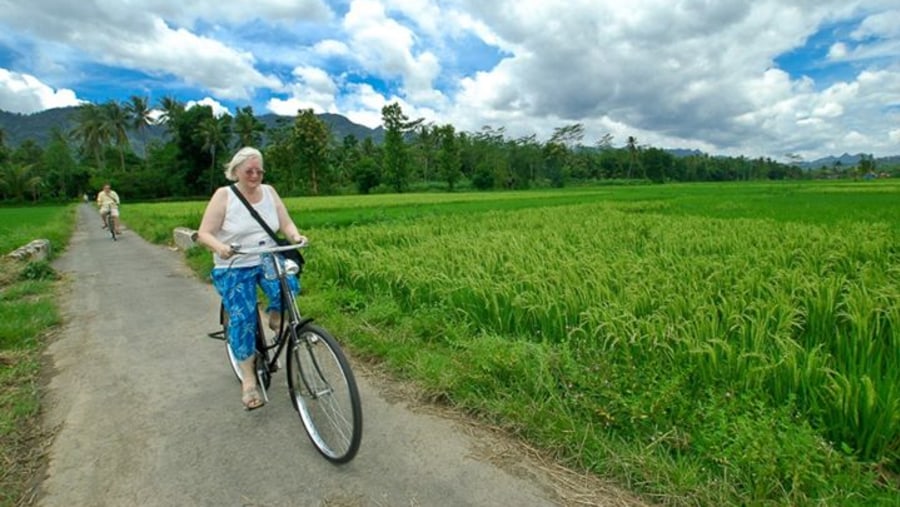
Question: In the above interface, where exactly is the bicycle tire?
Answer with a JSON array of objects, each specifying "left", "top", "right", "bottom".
[
  {"left": 107, "top": 213, "right": 116, "bottom": 241},
  {"left": 287, "top": 323, "right": 362, "bottom": 463}
]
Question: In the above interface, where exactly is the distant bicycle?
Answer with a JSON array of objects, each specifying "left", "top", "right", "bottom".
[
  {"left": 212, "top": 242, "right": 363, "bottom": 463},
  {"left": 104, "top": 209, "right": 117, "bottom": 241}
]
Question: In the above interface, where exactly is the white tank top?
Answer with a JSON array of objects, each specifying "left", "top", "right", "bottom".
[{"left": 213, "top": 185, "right": 280, "bottom": 268}]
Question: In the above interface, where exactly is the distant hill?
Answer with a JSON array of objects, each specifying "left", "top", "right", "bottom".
[
  {"left": 0, "top": 107, "right": 383, "bottom": 149},
  {"left": 666, "top": 148, "right": 705, "bottom": 158},
  {"left": 801, "top": 153, "right": 865, "bottom": 169},
  {"left": 799, "top": 153, "right": 900, "bottom": 169},
  {"left": 0, "top": 106, "right": 83, "bottom": 147}
]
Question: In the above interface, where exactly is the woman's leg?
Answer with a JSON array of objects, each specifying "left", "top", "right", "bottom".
[{"left": 212, "top": 267, "right": 264, "bottom": 407}]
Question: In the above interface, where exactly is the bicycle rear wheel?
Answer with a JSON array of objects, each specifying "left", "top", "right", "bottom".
[{"left": 287, "top": 324, "right": 362, "bottom": 463}]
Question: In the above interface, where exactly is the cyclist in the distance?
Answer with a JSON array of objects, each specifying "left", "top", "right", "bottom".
[{"left": 97, "top": 183, "right": 121, "bottom": 235}]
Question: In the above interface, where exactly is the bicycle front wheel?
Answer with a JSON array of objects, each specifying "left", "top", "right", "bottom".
[
  {"left": 287, "top": 324, "right": 362, "bottom": 463},
  {"left": 107, "top": 213, "right": 116, "bottom": 241}
]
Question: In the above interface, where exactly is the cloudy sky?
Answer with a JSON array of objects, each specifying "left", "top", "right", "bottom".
[{"left": 1, "top": 0, "right": 898, "bottom": 161}]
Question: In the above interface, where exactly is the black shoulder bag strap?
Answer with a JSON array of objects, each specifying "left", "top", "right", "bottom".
[
  {"left": 229, "top": 184, "right": 278, "bottom": 241},
  {"left": 229, "top": 185, "right": 305, "bottom": 271}
]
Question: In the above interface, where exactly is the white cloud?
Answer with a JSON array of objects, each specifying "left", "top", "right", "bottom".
[
  {"left": 342, "top": 0, "right": 444, "bottom": 104},
  {"left": 0, "top": 1, "right": 283, "bottom": 100},
  {"left": 267, "top": 65, "right": 339, "bottom": 116},
  {"left": 339, "top": 83, "right": 391, "bottom": 128},
  {"left": 137, "top": 0, "right": 334, "bottom": 27},
  {"left": 186, "top": 96, "right": 231, "bottom": 117},
  {"left": 0, "top": 69, "right": 83, "bottom": 113},
  {"left": 852, "top": 9, "right": 900, "bottom": 39},
  {"left": 828, "top": 42, "right": 849, "bottom": 60},
  {"left": 314, "top": 40, "right": 350, "bottom": 57},
  {"left": 0, "top": 0, "right": 898, "bottom": 159},
  {"left": 813, "top": 102, "right": 844, "bottom": 118}
]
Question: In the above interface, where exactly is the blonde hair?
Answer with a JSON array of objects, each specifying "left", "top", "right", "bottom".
[{"left": 224, "top": 147, "right": 263, "bottom": 181}]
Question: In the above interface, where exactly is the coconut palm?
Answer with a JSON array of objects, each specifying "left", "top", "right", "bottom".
[
  {"left": 0, "top": 163, "right": 42, "bottom": 202},
  {"left": 71, "top": 103, "right": 110, "bottom": 170},
  {"left": 125, "top": 95, "right": 152, "bottom": 158},
  {"left": 233, "top": 106, "right": 265, "bottom": 148},
  {"left": 626, "top": 135, "right": 639, "bottom": 179},
  {"left": 197, "top": 114, "right": 231, "bottom": 192},
  {"left": 103, "top": 100, "right": 131, "bottom": 171},
  {"left": 156, "top": 96, "right": 185, "bottom": 139},
  {"left": 0, "top": 127, "right": 8, "bottom": 163}
]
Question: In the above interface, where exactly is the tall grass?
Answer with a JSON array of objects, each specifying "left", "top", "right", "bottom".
[
  {"left": 316, "top": 203, "right": 898, "bottom": 462},
  {"left": 0, "top": 205, "right": 75, "bottom": 254},
  {"left": 0, "top": 204, "right": 74, "bottom": 507},
  {"left": 126, "top": 180, "right": 899, "bottom": 505}
]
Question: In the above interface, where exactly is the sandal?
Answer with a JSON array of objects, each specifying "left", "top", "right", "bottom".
[{"left": 241, "top": 386, "right": 265, "bottom": 411}]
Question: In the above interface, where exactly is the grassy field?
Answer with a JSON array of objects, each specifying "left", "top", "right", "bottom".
[
  {"left": 5, "top": 180, "right": 898, "bottom": 506},
  {"left": 124, "top": 179, "right": 899, "bottom": 506},
  {"left": 0, "top": 204, "right": 75, "bottom": 507},
  {"left": 121, "top": 181, "right": 900, "bottom": 505}
]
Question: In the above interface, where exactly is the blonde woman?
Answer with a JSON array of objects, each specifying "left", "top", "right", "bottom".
[{"left": 196, "top": 147, "right": 307, "bottom": 410}]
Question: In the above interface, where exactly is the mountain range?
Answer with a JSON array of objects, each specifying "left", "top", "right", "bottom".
[
  {"left": 1, "top": 107, "right": 896, "bottom": 169},
  {"left": 0, "top": 107, "right": 384, "bottom": 152}
]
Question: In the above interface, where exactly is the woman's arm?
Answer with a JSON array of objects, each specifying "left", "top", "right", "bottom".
[{"left": 196, "top": 187, "right": 233, "bottom": 258}]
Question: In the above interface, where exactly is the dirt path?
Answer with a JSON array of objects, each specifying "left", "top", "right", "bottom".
[{"left": 38, "top": 203, "right": 639, "bottom": 506}]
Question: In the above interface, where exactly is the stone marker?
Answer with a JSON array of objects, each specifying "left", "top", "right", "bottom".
[
  {"left": 173, "top": 227, "right": 199, "bottom": 251},
  {"left": 8, "top": 239, "right": 51, "bottom": 261}
]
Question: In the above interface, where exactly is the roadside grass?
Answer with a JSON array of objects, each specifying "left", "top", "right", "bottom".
[
  {"left": 0, "top": 205, "right": 74, "bottom": 507},
  {"left": 126, "top": 180, "right": 900, "bottom": 506}
]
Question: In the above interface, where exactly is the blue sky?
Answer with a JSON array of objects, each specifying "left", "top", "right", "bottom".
[{"left": 1, "top": 0, "right": 898, "bottom": 161}]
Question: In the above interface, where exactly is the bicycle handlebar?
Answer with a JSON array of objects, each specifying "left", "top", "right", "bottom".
[{"left": 230, "top": 241, "right": 309, "bottom": 255}]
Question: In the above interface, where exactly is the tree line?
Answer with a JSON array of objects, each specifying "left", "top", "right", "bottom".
[{"left": 0, "top": 95, "right": 892, "bottom": 203}]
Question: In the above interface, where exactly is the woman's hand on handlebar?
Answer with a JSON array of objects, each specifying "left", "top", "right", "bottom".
[
  {"left": 215, "top": 242, "right": 235, "bottom": 259},
  {"left": 291, "top": 234, "right": 309, "bottom": 247}
]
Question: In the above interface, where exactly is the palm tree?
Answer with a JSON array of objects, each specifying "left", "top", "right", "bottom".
[
  {"left": 71, "top": 103, "right": 110, "bottom": 170},
  {"left": 102, "top": 101, "right": 131, "bottom": 171},
  {"left": 125, "top": 95, "right": 152, "bottom": 158},
  {"left": 156, "top": 96, "right": 185, "bottom": 139},
  {"left": 197, "top": 115, "right": 231, "bottom": 192},
  {"left": 0, "top": 163, "right": 42, "bottom": 202},
  {"left": 233, "top": 106, "right": 265, "bottom": 148},
  {"left": 626, "top": 135, "right": 639, "bottom": 179},
  {"left": 0, "top": 127, "right": 8, "bottom": 164}
]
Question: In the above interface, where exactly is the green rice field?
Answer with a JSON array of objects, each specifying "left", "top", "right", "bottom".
[
  {"left": 0, "top": 204, "right": 74, "bottom": 506},
  {"left": 84, "top": 180, "right": 900, "bottom": 504}
]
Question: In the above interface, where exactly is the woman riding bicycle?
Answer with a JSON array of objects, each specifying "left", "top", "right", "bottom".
[
  {"left": 97, "top": 183, "right": 121, "bottom": 235},
  {"left": 196, "top": 147, "right": 307, "bottom": 411}
]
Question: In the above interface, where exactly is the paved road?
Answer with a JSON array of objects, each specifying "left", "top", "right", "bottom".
[{"left": 38, "top": 203, "right": 630, "bottom": 506}]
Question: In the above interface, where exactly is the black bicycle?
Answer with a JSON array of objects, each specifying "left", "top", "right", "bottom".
[
  {"left": 105, "top": 209, "right": 117, "bottom": 241},
  {"left": 214, "top": 242, "right": 362, "bottom": 463}
]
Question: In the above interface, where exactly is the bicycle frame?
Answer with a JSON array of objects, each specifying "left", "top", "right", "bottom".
[
  {"left": 231, "top": 243, "right": 311, "bottom": 375},
  {"left": 218, "top": 241, "right": 362, "bottom": 463},
  {"left": 105, "top": 209, "right": 117, "bottom": 241}
]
